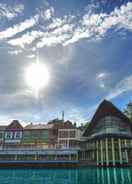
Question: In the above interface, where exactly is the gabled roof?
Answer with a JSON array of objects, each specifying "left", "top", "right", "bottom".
[
  {"left": 6, "top": 120, "right": 23, "bottom": 131},
  {"left": 24, "top": 123, "right": 53, "bottom": 130},
  {"left": 83, "top": 100, "right": 131, "bottom": 136}
]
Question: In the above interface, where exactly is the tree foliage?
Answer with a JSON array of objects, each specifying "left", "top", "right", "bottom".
[{"left": 124, "top": 101, "right": 132, "bottom": 122}]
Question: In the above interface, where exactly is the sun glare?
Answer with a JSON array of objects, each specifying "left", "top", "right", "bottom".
[{"left": 25, "top": 62, "right": 50, "bottom": 96}]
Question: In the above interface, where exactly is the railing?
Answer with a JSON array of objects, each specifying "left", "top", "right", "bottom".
[
  {"left": 0, "top": 146, "right": 80, "bottom": 151},
  {"left": 0, "top": 147, "right": 80, "bottom": 155},
  {"left": 90, "top": 131, "right": 132, "bottom": 138}
]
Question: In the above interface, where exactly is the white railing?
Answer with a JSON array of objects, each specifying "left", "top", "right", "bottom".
[
  {"left": 90, "top": 131, "right": 132, "bottom": 138},
  {"left": 0, "top": 147, "right": 80, "bottom": 155}
]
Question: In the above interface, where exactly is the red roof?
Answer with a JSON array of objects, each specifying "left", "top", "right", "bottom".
[
  {"left": 83, "top": 100, "right": 131, "bottom": 136},
  {"left": 6, "top": 120, "right": 23, "bottom": 131}
]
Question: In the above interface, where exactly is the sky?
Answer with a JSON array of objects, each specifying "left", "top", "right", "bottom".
[{"left": 0, "top": 0, "right": 132, "bottom": 126}]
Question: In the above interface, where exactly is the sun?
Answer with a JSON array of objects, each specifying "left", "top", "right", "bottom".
[{"left": 25, "top": 62, "right": 50, "bottom": 96}]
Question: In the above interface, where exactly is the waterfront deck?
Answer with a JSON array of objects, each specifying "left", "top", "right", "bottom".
[
  {"left": 0, "top": 160, "right": 79, "bottom": 168},
  {"left": 0, "top": 148, "right": 80, "bottom": 167}
]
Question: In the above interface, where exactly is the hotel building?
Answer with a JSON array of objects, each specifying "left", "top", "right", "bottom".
[
  {"left": 82, "top": 100, "right": 132, "bottom": 166},
  {"left": 0, "top": 100, "right": 131, "bottom": 167}
]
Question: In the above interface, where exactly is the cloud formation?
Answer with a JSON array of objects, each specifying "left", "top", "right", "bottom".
[
  {"left": 106, "top": 75, "right": 132, "bottom": 100},
  {"left": 0, "top": 3, "right": 24, "bottom": 20},
  {"left": 0, "top": 1, "right": 131, "bottom": 125},
  {"left": 4, "top": 2, "right": 132, "bottom": 50},
  {"left": 0, "top": 15, "right": 39, "bottom": 40}
]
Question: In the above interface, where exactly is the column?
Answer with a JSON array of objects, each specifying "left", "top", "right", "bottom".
[
  {"left": 121, "top": 168, "right": 125, "bottom": 184},
  {"left": 81, "top": 152, "right": 83, "bottom": 160},
  {"left": 85, "top": 151, "right": 87, "bottom": 160},
  {"left": 15, "top": 154, "right": 17, "bottom": 160},
  {"left": 111, "top": 138, "right": 115, "bottom": 166},
  {"left": 101, "top": 168, "right": 104, "bottom": 184},
  {"left": 100, "top": 140, "right": 103, "bottom": 166},
  {"left": 118, "top": 138, "right": 122, "bottom": 165},
  {"left": 124, "top": 139, "right": 128, "bottom": 163},
  {"left": 127, "top": 169, "right": 131, "bottom": 183},
  {"left": 131, "top": 140, "right": 132, "bottom": 147},
  {"left": 76, "top": 151, "right": 78, "bottom": 161},
  {"left": 92, "top": 142, "right": 95, "bottom": 160},
  {"left": 97, "top": 168, "right": 99, "bottom": 184},
  {"left": 113, "top": 168, "right": 117, "bottom": 184},
  {"left": 84, "top": 151, "right": 85, "bottom": 160},
  {"left": 96, "top": 141, "right": 99, "bottom": 166},
  {"left": 105, "top": 138, "right": 109, "bottom": 166},
  {"left": 35, "top": 153, "right": 37, "bottom": 160},
  {"left": 106, "top": 168, "right": 110, "bottom": 184}
]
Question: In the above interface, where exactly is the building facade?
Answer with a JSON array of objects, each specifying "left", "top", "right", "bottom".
[
  {"left": 22, "top": 124, "right": 53, "bottom": 148},
  {"left": 47, "top": 119, "right": 80, "bottom": 148},
  {"left": 82, "top": 100, "right": 132, "bottom": 166},
  {"left": 58, "top": 128, "right": 82, "bottom": 148},
  {"left": 0, "top": 100, "right": 131, "bottom": 167},
  {"left": 4, "top": 120, "right": 23, "bottom": 147},
  {"left": 0, "top": 126, "right": 6, "bottom": 148}
]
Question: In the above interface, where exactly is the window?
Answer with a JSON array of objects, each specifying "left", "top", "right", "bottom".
[
  {"left": 43, "top": 130, "right": 48, "bottom": 137},
  {"left": 69, "top": 130, "right": 76, "bottom": 138},
  {"left": 0, "top": 132, "right": 3, "bottom": 139},
  {"left": 31, "top": 130, "right": 40, "bottom": 138},
  {"left": 93, "top": 116, "right": 131, "bottom": 135},
  {"left": 5, "top": 132, "right": 12, "bottom": 139},
  {"left": 23, "top": 131, "right": 31, "bottom": 138},
  {"left": 15, "top": 131, "right": 22, "bottom": 139}
]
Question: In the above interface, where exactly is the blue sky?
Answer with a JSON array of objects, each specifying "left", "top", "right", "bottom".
[{"left": 0, "top": 0, "right": 132, "bottom": 125}]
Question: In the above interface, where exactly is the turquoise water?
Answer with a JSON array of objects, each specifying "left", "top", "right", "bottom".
[{"left": 0, "top": 168, "right": 132, "bottom": 184}]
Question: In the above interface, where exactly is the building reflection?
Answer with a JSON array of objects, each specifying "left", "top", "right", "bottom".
[
  {"left": 0, "top": 169, "right": 79, "bottom": 184},
  {"left": 0, "top": 168, "right": 132, "bottom": 184},
  {"left": 96, "top": 168, "right": 132, "bottom": 184}
]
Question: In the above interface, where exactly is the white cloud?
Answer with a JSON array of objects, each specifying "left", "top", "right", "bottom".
[
  {"left": 8, "top": 30, "right": 43, "bottom": 48},
  {"left": 65, "top": 2, "right": 132, "bottom": 45},
  {"left": 65, "top": 103, "right": 98, "bottom": 125},
  {"left": 48, "top": 15, "right": 74, "bottom": 30},
  {"left": 106, "top": 75, "right": 132, "bottom": 100},
  {"left": 37, "top": 6, "right": 54, "bottom": 21},
  {"left": 8, "top": 49, "right": 22, "bottom": 55},
  {"left": 27, "top": 54, "right": 36, "bottom": 59},
  {"left": 48, "top": 17, "right": 65, "bottom": 29},
  {"left": 0, "top": 117, "right": 27, "bottom": 126},
  {"left": 79, "top": 73, "right": 132, "bottom": 123},
  {"left": 37, "top": 24, "right": 73, "bottom": 48},
  {"left": 44, "top": 7, "right": 54, "bottom": 20},
  {"left": 96, "top": 72, "right": 106, "bottom": 79},
  {"left": 37, "top": 34, "right": 70, "bottom": 48},
  {"left": 0, "top": 15, "right": 39, "bottom": 40},
  {"left": 99, "top": 83, "right": 105, "bottom": 88},
  {"left": 4, "top": 2, "right": 132, "bottom": 49},
  {"left": 0, "top": 3, "right": 24, "bottom": 20},
  {"left": 7, "top": 14, "right": 74, "bottom": 48}
]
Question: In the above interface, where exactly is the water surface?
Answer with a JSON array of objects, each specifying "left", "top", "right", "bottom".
[{"left": 0, "top": 168, "right": 132, "bottom": 184}]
